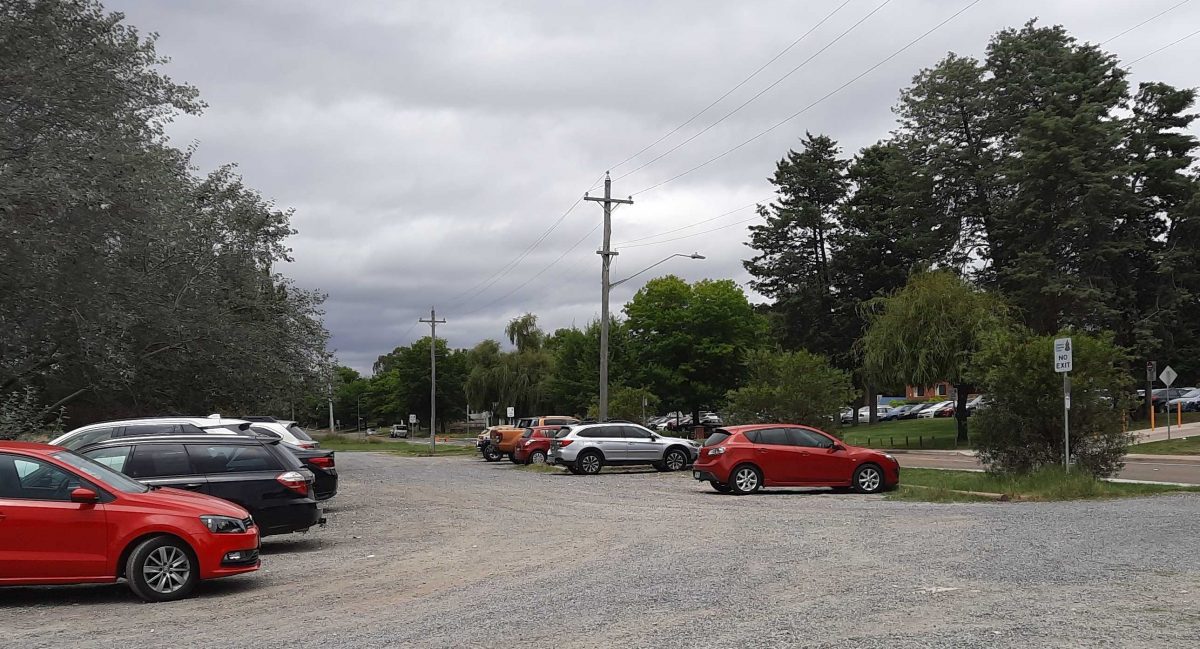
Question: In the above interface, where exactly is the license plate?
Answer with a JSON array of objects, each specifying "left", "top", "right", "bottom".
[{"left": 692, "top": 471, "right": 701, "bottom": 479}]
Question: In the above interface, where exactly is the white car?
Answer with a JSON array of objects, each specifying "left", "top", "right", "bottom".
[
  {"left": 918, "top": 401, "right": 955, "bottom": 418},
  {"left": 50, "top": 414, "right": 253, "bottom": 450},
  {"left": 240, "top": 416, "right": 320, "bottom": 449},
  {"left": 1166, "top": 388, "right": 1200, "bottom": 413},
  {"left": 390, "top": 424, "right": 409, "bottom": 438},
  {"left": 857, "top": 405, "right": 893, "bottom": 423}
]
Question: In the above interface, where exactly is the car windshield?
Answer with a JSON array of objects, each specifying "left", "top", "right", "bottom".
[
  {"left": 287, "top": 424, "right": 314, "bottom": 441},
  {"left": 52, "top": 450, "right": 149, "bottom": 493},
  {"left": 703, "top": 430, "right": 730, "bottom": 447},
  {"left": 1184, "top": 389, "right": 1200, "bottom": 398}
]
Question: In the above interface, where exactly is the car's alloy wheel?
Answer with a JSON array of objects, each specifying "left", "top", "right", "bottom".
[
  {"left": 578, "top": 452, "right": 603, "bottom": 475},
  {"left": 482, "top": 444, "right": 501, "bottom": 462},
  {"left": 126, "top": 536, "right": 197, "bottom": 602},
  {"left": 664, "top": 449, "right": 687, "bottom": 471},
  {"left": 530, "top": 450, "right": 546, "bottom": 465},
  {"left": 854, "top": 464, "right": 884, "bottom": 494},
  {"left": 730, "top": 465, "right": 761, "bottom": 495}
]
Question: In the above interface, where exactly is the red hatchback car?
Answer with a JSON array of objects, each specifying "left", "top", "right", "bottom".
[
  {"left": 0, "top": 441, "right": 260, "bottom": 602},
  {"left": 512, "top": 425, "right": 565, "bottom": 465},
  {"left": 692, "top": 424, "right": 899, "bottom": 495}
]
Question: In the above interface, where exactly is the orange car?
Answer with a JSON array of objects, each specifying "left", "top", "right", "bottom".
[{"left": 482, "top": 416, "right": 579, "bottom": 462}]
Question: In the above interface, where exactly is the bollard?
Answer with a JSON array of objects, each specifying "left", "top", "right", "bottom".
[
  {"left": 905, "top": 435, "right": 910, "bottom": 447},
  {"left": 890, "top": 436, "right": 894, "bottom": 448}
]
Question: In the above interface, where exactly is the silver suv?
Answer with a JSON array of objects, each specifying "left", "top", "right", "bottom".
[{"left": 549, "top": 423, "right": 700, "bottom": 475}]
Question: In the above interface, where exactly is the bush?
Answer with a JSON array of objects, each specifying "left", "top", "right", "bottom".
[
  {"left": 972, "top": 330, "right": 1133, "bottom": 477},
  {"left": 725, "top": 348, "right": 857, "bottom": 428}
]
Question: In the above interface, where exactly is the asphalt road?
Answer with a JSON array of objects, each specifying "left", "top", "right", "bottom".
[
  {"left": 2, "top": 453, "right": 1199, "bottom": 648},
  {"left": 898, "top": 451, "right": 1200, "bottom": 484}
]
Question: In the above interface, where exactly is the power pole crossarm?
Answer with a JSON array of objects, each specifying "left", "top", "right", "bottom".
[
  {"left": 584, "top": 172, "right": 633, "bottom": 422},
  {"left": 419, "top": 308, "right": 447, "bottom": 453}
]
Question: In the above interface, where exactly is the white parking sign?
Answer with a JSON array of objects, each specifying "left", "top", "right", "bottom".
[{"left": 1054, "top": 338, "right": 1072, "bottom": 373}]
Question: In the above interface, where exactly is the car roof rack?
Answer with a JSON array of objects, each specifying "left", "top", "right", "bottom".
[{"left": 239, "top": 416, "right": 280, "bottom": 422}]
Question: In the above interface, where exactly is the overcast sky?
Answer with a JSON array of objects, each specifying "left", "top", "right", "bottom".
[{"left": 108, "top": 0, "right": 1200, "bottom": 373}]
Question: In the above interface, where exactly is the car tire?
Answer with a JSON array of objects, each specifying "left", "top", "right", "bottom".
[
  {"left": 508, "top": 453, "right": 521, "bottom": 464},
  {"left": 529, "top": 450, "right": 547, "bottom": 465},
  {"left": 125, "top": 535, "right": 197, "bottom": 603},
  {"left": 482, "top": 444, "right": 502, "bottom": 462},
  {"left": 567, "top": 463, "right": 583, "bottom": 475},
  {"left": 729, "top": 464, "right": 762, "bottom": 495},
  {"left": 576, "top": 450, "right": 603, "bottom": 475},
  {"left": 662, "top": 447, "right": 689, "bottom": 472},
  {"left": 853, "top": 463, "right": 885, "bottom": 494},
  {"left": 709, "top": 480, "right": 732, "bottom": 493}
]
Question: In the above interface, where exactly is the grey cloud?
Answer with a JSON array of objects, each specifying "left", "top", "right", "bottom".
[{"left": 109, "top": 0, "right": 1200, "bottom": 371}]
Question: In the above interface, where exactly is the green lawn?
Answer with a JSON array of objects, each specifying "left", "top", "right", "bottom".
[
  {"left": 1131, "top": 435, "right": 1200, "bottom": 455},
  {"left": 891, "top": 467, "right": 1200, "bottom": 502},
  {"left": 315, "top": 434, "right": 477, "bottom": 457},
  {"left": 1127, "top": 412, "right": 1200, "bottom": 432},
  {"left": 837, "top": 417, "right": 963, "bottom": 449}
]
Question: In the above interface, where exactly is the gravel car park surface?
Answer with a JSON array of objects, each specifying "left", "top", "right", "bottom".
[{"left": 3, "top": 453, "right": 1199, "bottom": 648}]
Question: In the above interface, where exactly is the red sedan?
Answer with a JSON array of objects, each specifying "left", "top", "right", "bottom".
[
  {"left": 0, "top": 441, "right": 260, "bottom": 602},
  {"left": 512, "top": 425, "right": 565, "bottom": 464},
  {"left": 692, "top": 424, "right": 899, "bottom": 495}
]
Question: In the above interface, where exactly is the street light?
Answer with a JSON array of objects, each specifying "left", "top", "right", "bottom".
[{"left": 599, "top": 252, "right": 705, "bottom": 421}]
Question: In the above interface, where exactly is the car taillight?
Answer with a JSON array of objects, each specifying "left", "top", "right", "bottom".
[
  {"left": 276, "top": 471, "right": 309, "bottom": 496},
  {"left": 308, "top": 456, "right": 334, "bottom": 469},
  {"left": 557, "top": 439, "right": 572, "bottom": 447},
  {"left": 707, "top": 446, "right": 727, "bottom": 456},
  {"left": 300, "top": 443, "right": 316, "bottom": 449}
]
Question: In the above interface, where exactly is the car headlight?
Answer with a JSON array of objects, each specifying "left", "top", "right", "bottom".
[
  {"left": 201, "top": 515, "right": 248, "bottom": 534},
  {"left": 884, "top": 453, "right": 897, "bottom": 463}
]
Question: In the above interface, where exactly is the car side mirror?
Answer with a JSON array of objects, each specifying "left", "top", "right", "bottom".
[
  {"left": 70, "top": 487, "right": 100, "bottom": 504},
  {"left": 830, "top": 443, "right": 845, "bottom": 452}
]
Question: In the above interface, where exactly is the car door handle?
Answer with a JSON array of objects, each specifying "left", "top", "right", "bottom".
[
  {"left": 180, "top": 483, "right": 204, "bottom": 490},
  {"left": 757, "top": 448, "right": 768, "bottom": 453}
]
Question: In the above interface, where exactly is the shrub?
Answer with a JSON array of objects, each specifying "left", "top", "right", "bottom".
[
  {"left": 972, "top": 330, "right": 1133, "bottom": 477},
  {"left": 725, "top": 348, "right": 857, "bottom": 428}
]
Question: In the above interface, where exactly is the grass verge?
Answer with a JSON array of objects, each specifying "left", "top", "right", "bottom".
[
  {"left": 516, "top": 462, "right": 563, "bottom": 474},
  {"left": 889, "top": 467, "right": 1200, "bottom": 502},
  {"left": 316, "top": 434, "right": 477, "bottom": 457},
  {"left": 837, "top": 418, "right": 963, "bottom": 450},
  {"left": 1131, "top": 435, "right": 1200, "bottom": 455}
]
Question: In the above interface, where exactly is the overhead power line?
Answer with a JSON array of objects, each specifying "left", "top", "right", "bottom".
[
  {"left": 602, "top": 0, "right": 855, "bottom": 178},
  {"left": 630, "top": 0, "right": 984, "bottom": 198},
  {"left": 459, "top": 222, "right": 602, "bottom": 318},
  {"left": 1100, "top": 0, "right": 1192, "bottom": 45},
  {"left": 611, "top": 0, "right": 894, "bottom": 185},
  {"left": 616, "top": 213, "right": 767, "bottom": 250},
  {"left": 447, "top": 171, "right": 606, "bottom": 306},
  {"left": 1125, "top": 26, "right": 1200, "bottom": 66},
  {"left": 613, "top": 199, "right": 765, "bottom": 246}
]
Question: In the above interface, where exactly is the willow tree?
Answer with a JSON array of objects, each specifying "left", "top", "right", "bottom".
[{"left": 858, "top": 271, "right": 1009, "bottom": 444}]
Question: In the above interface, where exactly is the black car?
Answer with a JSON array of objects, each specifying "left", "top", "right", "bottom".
[
  {"left": 289, "top": 445, "right": 338, "bottom": 501},
  {"left": 78, "top": 435, "right": 324, "bottom": 536}
]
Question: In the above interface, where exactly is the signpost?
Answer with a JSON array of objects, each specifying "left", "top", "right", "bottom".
[
  {"left": 1054, "top": 338, "right": 1072, "bottom": 469},
  {"left": 1146, "top": 361, "right": 1157, "bottom": 428},
  {"left": 506, "top": 406, "right": 515, "bottom": 425},
  {"left": 1161, "top": 365, "right": 1177, "bottom": 440}
]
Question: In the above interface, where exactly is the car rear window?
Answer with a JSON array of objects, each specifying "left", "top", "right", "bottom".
[
  {"left": 521, "top": 428, "right": 534, "bottom": 438},
  {"left": 554, "top": 427, "right": 574, "bottom": 439},
  {"left": 703, "top": 430, "right": 731, "bottom": 447},
  {"left": 287, "top": 424, "right": 314, "bottom": 441}
]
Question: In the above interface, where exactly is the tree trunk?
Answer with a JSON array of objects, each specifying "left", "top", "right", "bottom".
[
  {"left": 867, "top": 385, "right": 877, "bottom": 425},
  {"left": 954, "top": 383, "right": 970, "bottom": 445}
]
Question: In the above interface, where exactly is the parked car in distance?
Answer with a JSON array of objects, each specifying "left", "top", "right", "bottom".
[
  {"left": 839, "top": 408, "right": 854, "bottom": 424},
  {"left": 880, "top": 405, "right": 916, "bottom": 421},
  {"left": 1168, "top": 388, "right": 1200, "bottom": 413},
  {"left": 51, "top": 416, "right": 254, "bottom": 451},
  {"left": 240, "top": 417, "right": 319, "bottom": 449},
  {"left": 78, "top": 435, "right": 323, "bottom": 537},
  {"left": 918, "top": 401, "right": 955, "bottom": 418},
  {"left": 965, "top": 394, "right": 988, "bottom": 414},
  {"left": 1155, "top": 387, "right": 1198, "bottom": 412},
  {"left": 548, "top": 423, "right": 700, "bottom": 475},
  {"left": 857, "top": 405, "right": 893, "bottom": 423},
  {"left": 692, "top": 424, "right": 900, "bottom": 495},
  {"left": 0, "top": 441, "right": 259, "bottom": 602},
  {"left": 900, "top": 403, "right": 934, "bottom": 419},
  {"left": 390, "top": 424, "right": 409, "bottom": 438},
  {"left": 512, "top": 425, "right": 565, "bottom": 464},
  {"left": 486, "top": 416, "right": 580, "bottom": 462},
  {"left": 515, "top": 416, "right": 580, "bottom": 429}
]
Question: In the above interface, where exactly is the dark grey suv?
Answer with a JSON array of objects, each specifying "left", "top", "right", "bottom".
[{"left": 548, "top": 423, "right": 700, "bottom": 475}]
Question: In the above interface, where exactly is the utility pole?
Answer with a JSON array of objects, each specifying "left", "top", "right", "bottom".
[
  {"left": 584, "top": 172, "right": 632, "bottom": 422},
  {"left": 419, "top": 308, "right": 446, "bottom": 452}
]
